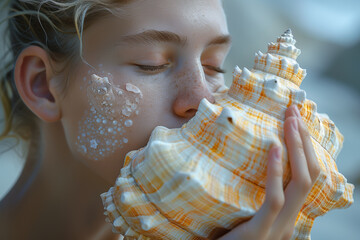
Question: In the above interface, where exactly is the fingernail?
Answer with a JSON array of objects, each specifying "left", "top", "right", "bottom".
[
  {"left": 274, "top": 146, "right": 281, "bottom": 161},
  {"left": 293, "top": 106, "right": 301, "bottom": 118},
  {"left": 291, "top": 118, "right": 298, "bottom": 131}
]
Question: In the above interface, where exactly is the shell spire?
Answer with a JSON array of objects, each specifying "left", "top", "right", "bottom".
[
  {"left": 284, "top": 28, "right": 292, "bottom": 35},
  {"left": 277, "top": 28, "right": 296, "bottom": 47},
  {"left": 252, "top": 29, "right": 305, "bottom": 87}
]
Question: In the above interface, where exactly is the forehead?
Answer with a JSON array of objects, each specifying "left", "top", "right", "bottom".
[
  {"left": 124, "top": 0, "right": 228, "bottom": 33},
  {"left": 83, "top": 0, "right": 228, "bottom": 51}
]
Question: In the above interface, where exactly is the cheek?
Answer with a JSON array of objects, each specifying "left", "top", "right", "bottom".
[{"left": 75, "top": 70, "right": 143, "bottom": 161}]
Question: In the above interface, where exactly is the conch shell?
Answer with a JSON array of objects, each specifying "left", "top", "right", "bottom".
[{"left": 101, "top": 29, "right": 354, "bottom": 240}]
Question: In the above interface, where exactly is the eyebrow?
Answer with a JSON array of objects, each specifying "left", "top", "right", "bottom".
[
  {"left": 116, "top": 30, "right": 231, "bottom": 47},
  {"left": 118, "top": 30, "right": 187, "bottom": 46},
  {"left": 207, "top": 35, "right": 232, "bottom": 46}
]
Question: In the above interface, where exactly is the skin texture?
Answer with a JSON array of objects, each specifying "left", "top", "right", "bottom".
[{"left": 0, "top": 0, "right": 320, "bottom": 239}]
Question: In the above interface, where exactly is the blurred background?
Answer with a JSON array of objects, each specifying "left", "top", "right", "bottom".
[{"left": 1, "top": 0, "right": 359, "bottom": 239}]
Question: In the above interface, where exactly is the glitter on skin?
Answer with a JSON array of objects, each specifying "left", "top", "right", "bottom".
[
  {"left": 126, "top": 83, "right": 142, "bottom": 96},
  {"left": 76, "top": 70, "right": 143, "bottom": 161},
  {"left": 124, "top": 119, "right": 133, "bottom": 127},
  {"left": 90, "top": 139, "right": 98, "bottom": 149}
]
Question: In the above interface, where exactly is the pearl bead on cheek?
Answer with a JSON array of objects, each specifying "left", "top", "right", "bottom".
[{"left": 75, "top": 65, "right": 143, "bottom": 161}]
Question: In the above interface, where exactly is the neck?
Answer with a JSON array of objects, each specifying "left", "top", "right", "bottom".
[{"left": 3, "top": 122, "right": 119, "bottom": 240}]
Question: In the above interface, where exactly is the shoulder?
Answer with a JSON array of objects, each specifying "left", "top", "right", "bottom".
[{"left": 0, "top": 153, "right": 41, "bottom": 222}]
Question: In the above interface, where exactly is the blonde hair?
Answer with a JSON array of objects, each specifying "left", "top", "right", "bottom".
[{"left": 0, "top": 0, "right": 129, "bottom": 150}]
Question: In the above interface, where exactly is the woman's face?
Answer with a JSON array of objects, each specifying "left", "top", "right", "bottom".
[{"left": 60, "top": 0, "right": 231, "bottom": 182}]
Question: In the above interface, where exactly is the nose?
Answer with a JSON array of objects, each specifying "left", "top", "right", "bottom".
[{"left": 172, "top": 62, "right": 215, "bottom": 119}]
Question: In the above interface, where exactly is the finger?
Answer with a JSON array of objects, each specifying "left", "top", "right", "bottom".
[
  {"left": 285, "top": 105, "right": 301, "bottom": 119},
  {"left": 250, "top": 145, "right": 284, "bottom": 232},
  {"left": 271, "top": 116, "right": 313, "bottom": 235},
  {"left": 297, "top": 118, "right": 321, "bottom": 182},
  {"left": 284, "top": 116, "right": 311, "bottom": 188},
  {"left": 288, "top": 105, "right": 320, "bottom": 182},
  {"left": 217, "top": 146, "right": 284, "bottom": 240}
]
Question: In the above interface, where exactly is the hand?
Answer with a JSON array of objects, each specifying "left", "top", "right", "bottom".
[{"left": 218, "top": 105, "right": 320, "bottom": 240}]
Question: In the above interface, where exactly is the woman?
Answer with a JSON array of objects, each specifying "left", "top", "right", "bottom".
[{"left": 0, "top": 0, "right": 319, "bottom": 239}]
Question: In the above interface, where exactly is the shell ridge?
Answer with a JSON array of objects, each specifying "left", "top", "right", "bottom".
[
  {"left": 228, "top": 74, "right": 306, "bottom": 105},
  {"left": 146, "top": 170, "right": 227, "bottom": 237},
  {"left": 253, "top": 55, "right": 304, "bottom": 86},
  {"left": 114, "top": 165, "right": 153, "bottom": 237},
  {"left": 301, "top": 106, "right": 344, "bottom": 159},
  {"left": 131, "top": 141, "right": 223, "bottom": 238},
  {"left": 145, "top": 156, "right": 266, "bottom": 233},
  {"left": 108, "top": 151, "right": 196, "bottom": 238},
  {"left": 135, "top": 163, "right": 222, "bottom": 237},
  {"left": 180, "top": 106, "right": 275, "bottom": 176},
  {"left": 230, "top": 70, "right": 343, "bottom": 159},
  {"left": 101, "top": 187, "right": 144, "bottom": 238},
  {"left": 226, "top": 91, "right": 287, "bottom": 121}
]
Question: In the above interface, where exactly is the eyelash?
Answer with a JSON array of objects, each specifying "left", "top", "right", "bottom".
[
  {"left": 203, "top": 65, "right": 226, "bottom": 74},
  {"left": 135, "top": 64, "right": 169, "bottom": 72},
  {"left": 135, "top": 64, "right": 226, "bottom": 74}
]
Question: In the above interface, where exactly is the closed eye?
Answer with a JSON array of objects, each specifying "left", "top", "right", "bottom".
[
  {"left": 135, "top": 64, "right": 170, "bottom": 73},
  {"left": 203, "top": 65, "right": 226, "bottom": 74}
]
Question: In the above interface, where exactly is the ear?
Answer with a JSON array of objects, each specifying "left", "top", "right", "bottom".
[{"left": 14, "top": 46, "right": 61, "bottom": 122}]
